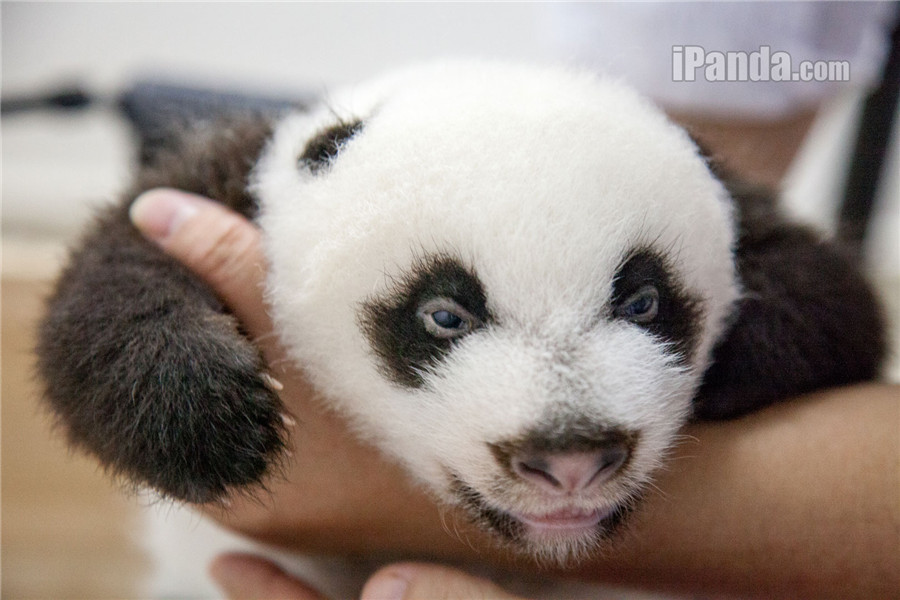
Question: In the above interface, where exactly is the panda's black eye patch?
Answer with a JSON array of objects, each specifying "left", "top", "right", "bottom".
[
  {"left": 359, "top": 255, "right": 493, "bottom": 388},
  {"left": 299, "top": 118, "right": 364, "bottom": 174},
  {"left": 612, "top": 248, "right": 703, "bottom": 363}
]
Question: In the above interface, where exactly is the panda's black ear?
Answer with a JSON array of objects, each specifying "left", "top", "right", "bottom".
[
  {"left": 299, "top": 118, "right": 365, "bottom": 174},
  {"left": 693, "top": 183, "right": 886, "bottom": 420}
]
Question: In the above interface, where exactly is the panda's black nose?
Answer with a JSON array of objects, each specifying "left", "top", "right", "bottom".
[
  {"left": 511, "top": 445, "right": 630, "bottom": 494},
  {"left": 490, "top": 425, "right": 636, "bottom": 495}
]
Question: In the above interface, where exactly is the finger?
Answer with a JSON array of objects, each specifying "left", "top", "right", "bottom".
[
  {"left": 210, "top": 553, "right": 328, "bottom": 600},
  {"left": 129, "top": 188, "right": 273, "bottom": 339},
  {"left": 361, "top": 562, "right": 526, "bottom": 600}
]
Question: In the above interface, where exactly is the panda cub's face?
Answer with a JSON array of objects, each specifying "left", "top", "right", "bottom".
[{"left": 256, "top": 63, "right": 737, "bottom": 563}]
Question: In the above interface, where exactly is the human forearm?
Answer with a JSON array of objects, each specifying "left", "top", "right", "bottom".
[{"left": 214, "top": 383, "right": 898, "bottom": 599}]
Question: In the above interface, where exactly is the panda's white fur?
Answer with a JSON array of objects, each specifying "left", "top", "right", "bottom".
[{"left": 254, "top": 62, "right": 739, "bottom": 562}]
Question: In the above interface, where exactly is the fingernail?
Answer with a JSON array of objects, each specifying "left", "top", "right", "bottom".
[
  {"left": 360, "top": 571, "right": 410, "bottom": 600},
  {"left": 129, "top": 189, "right": 201, "bottom": 241}
]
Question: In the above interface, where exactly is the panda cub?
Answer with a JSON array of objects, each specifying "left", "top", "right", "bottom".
[{"left": 38, "top": 62, "right": 884, "bottom": 565}]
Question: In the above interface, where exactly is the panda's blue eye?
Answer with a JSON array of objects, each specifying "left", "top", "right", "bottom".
[
  {"left": 431, "top": 310, "right": 464, "bottom": 329},
  {"left": 624, "top": 295, "right": 654, "bottom": 316},
  {"left": 417, "top": 298, "right": 480, "bottom": 339},
  {"left": 615, "top": 286, "right": 659, "bottom": 324}
]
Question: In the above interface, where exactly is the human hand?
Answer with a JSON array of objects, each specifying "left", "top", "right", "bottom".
[{"left": 209, "top": 553, "right": 525, "bottom": 600}]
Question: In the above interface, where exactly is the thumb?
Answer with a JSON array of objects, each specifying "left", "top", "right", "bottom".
[
  {"left": 129, "top": 188, "right": 273, "bottom": 339},
  {"left": 210, "top": 553, "right": 326, "bottom": 600},
  {"left": 361, "top": 563, "right": 527, "bottom": 600}
]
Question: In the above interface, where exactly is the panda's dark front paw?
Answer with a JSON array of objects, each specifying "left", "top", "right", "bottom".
[
  {"left": 40, "top": 308, "right": 288, "bottom": 504},
  {"left": 126, "top": 313, "right": 290, "bottom": 503}
]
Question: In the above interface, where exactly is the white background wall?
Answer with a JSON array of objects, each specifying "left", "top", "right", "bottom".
[
  {"left": 2, "top": 2, "right": 897, "bottom": 277},
  {"left": 2, "top": 3, "right": 548, "bottom": 94},
  {"left": 1, "top": 3, "right": 548, "bottom": 242}
]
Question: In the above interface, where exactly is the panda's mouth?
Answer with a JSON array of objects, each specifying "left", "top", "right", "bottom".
[
  {"left": 449, "top": 475, "right": 633, "bottom": 555},
  {"left": 512, "top": 506, "right": 612, "bottom": 532}
]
